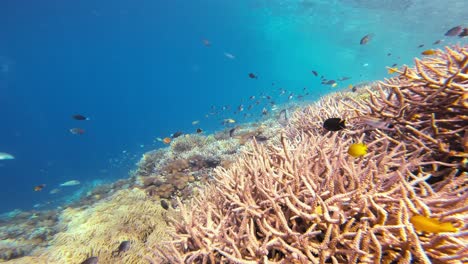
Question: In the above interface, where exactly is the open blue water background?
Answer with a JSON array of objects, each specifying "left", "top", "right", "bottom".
[{"left": 0, "top": 0, "right": 466, "bottom": 213}]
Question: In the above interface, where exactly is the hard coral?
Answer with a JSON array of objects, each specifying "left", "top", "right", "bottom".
[
  {"left": 152, "top": 45, "right": 468, "bottom": 264},
  {"left": 364, "top": 46, "right": 467, "bottom": 167},
  {"left": 40, "top": 189, "right": 171, "bottom": 264}
]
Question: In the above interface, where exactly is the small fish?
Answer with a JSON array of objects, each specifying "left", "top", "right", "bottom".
[
  {"left": 34, "top": 184, "right": 46, "bottom": 192},
  {"left": 171, "top": 131, "right": 183, "bottom": 138},
  {"left": 60, "top": 180, "right": 81, "bottom": 187},
  {"left": 445, "top": 26, "right": 463, "bottom": 36},
  {"left": 70, "top": 128, "right": 85, "bottom": 135},
  {"left": 81, "top": 257, "right": 98, "bottom": 264},
  {"left": 391, "top": 63, "right": 398, "bottom": 67},
  {"left": 223, "top": 119, "right": 236, "bottom": 124},
  {"left": 0, "top": 152, "right": 14, "bottom": 160},
  {"left": 191, "top": 120, "right": 200, "bottom": 125},
  {"left": 163, "top": 137, "right": 171, "bottom": 144},
  {"left": 113, "top": 241, "right": 131, "bottom": 256},
  {"left": 458, "top": 28, "right": 468, "bottom": 37},
  {"left": 262, "top": 108, "right": 268, "bottom": 116},
  {"left": 72, "top": 114, "right": 90, "bottom": 121},
  {"left": 358, "top": 116, "right": 394, "bottom": 130},
  {"left": 348, "top": 143, "right": 368, "bottom": 158},
  {"left": 238, "top": 105, "right": 244, "bottom": 112},
  {"left": 249, "top": 95, "right": 255, "bottom": 100},
  {"left": 387, "top": 53, "right": 392, "bottom": 56},
  {"left": 331, "top": 83, "right": 338, "bottom": 88},
  {"left": 49, "top": 188, "right": 61, "bottom": 194},
  {"left": 311, "top": 70, "right": 318, "bottom": 76},
  {"left": 387, "top": 67, "right": 398, "bottom": 74},
  {"left": 248, "top": 73, "right": 258, "bottom": 79},
  {"left": 202, "top": 39, "right": 211, "bottom": 46},
  {"left": 278, "top": 109, "right": 288, "bottom": 126},
  {"left": 323, "top": 118, "right": 346, "bottom": 131},
  {"left": 229, "top": 128, "right": 236, "bottom": 137},
  {"left": 410, "top": 214, "right": 457, "bottom": 233},
  {"left": 160, "top": 199, "right": 169, "bottom": 210},
  {"left": 196, "top": 128, "right": 203, "bottom": 134},
  {"left": 360, "top": 34, "right": 373, "bottom": 45},
  {"left": 224, "top": 52, "right": 235, "bottom": 59},
  {"left": 421, "top": 49, "right": 436, "bottom": 55},
  {"left": 324, "top": 80, "right": 336, "bottom": 85},
  {"left": 417, "top": 44, "right": 424, "bottom": 48},
  {"left": 433, "top": 39, "right": 442, "bottom": 45},
  {"left": 338, "top": 76, "right": 351, "bottom": 81},
  {"left": 155, "top": 137, "right": 163, "bottom": 142}
]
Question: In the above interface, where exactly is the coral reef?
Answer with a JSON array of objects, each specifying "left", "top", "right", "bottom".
[
  {"left": 0, "top": 210, "right": 59, "bottom": 261},
  {"left": 37, "top": 188, "right": 172, "bottom": 264},
  {"left": 357, "top": 46, "right": 467, "bottom": 169},
  {"left": 152, "top": 46, "right": 468, "bottom": 263}
]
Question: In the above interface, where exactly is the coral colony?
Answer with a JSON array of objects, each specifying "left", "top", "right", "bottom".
[
  {"left": 1, "top": 46, "right": 467, "bottom": 263},
  {"left": 151, "top": 46, "right": 467, "bottom": 263}
]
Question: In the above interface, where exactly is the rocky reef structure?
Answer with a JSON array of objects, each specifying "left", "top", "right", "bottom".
[
  {"left": 0, "top": 210, "right": 59, "bottom": 261},
  {"left": 152, "top": 46, "right": 468, "bottom": 263}
]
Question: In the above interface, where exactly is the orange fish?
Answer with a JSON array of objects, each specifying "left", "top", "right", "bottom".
[
  {"left": 421, "top": 49, "right": 436, "bottom": 56},
  {"left": 163, "top": 137, "right": 171, "bottom": 144},
  {"left": 34, "top": 184, "right": 46, "bottom": 191}
]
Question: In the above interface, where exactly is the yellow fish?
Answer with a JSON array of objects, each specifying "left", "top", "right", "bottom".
[
  {"left": 348, "top": 143, "right": 368, "bottom": 157},
  {"left": 421, "top": 49, "right": 436, "bottom": 56},
  {"left": 387, "top": 67, "right": 398, "bottom": 74},
  {"left": 331, "top": 83, "right": 338, "bottom": 88},
  {"left": 410, "top": 214, "right": 457, "bottom": 233}
]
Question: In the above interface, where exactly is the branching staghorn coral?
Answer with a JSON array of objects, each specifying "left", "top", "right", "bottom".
[
  {"left": 153, "top": 132, "right": 467, "bottom": 263},
  {"left": 152, "top": 45, "right": 468, "bottom": 264},
  {"left": 360, "top": 46, "right": 467, "bottom": 167}
]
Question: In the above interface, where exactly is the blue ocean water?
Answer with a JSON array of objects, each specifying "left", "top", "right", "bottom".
[{"left": 0, "top": 0, "right": 466, "bottom": 213}]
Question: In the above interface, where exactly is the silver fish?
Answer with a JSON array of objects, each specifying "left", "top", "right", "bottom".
[
  {"left": 0, "top": 152, "right": 14, "bottom": 160},
  {"left": 358, "top": 116, "right": 394, "bottom": 130},
  {"left": 60, "top": 180, "right": 81, "bottom": 187}
]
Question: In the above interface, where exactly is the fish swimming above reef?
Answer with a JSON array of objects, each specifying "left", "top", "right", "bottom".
[
  {"left": 60, "top": 180, "right": 80, "bottom": 187},
  {"left": 196, "top": 128, "right": 203, "bottom": 134},
  {"left": 348, "top": 143, "right": 368, "bottom": 157},
  {"left": 224, "top": 52, "right": 235, "bottom": 59},
  {"left": 163, "top": 137, "right": 171, "bottom": 144},
  {"left": 323, "top": 118, "right": 346, "bottom": 131},
  {"left": 445, "top": 25, "right": 463, "bottom": 36},
  {"left": 360, "top": 33, "right": 373, "bottom": 45},
  {"left": 70, "top": 128, "right": 85, "bottom": 135},
  {"left": 222, "top": 118, "right": 236, "bottom": 125},
  {"left": 0, "top": 152, "right": 14, "bottom": 160},
  {"left": 410, "top": 214, "right": 458, "bottom": 233},
  {"left": 80, "top": 257, "right": 98, "bottom": 264},
  {"left": 160, "top": 199, "right": 170, "bottom": 210},
  {"left": 356, "top": 116, "right": 395, "bottom": 130},
  {"left": 112, "top": 241, "right": 131, "bottom": 256},
  {"left": 458, "top": 28, "right": 468, "bottom": 37},
  {"left": 34, "top": 184, "right": 46, "bottom": 191},
  {"left": 171, "top": 131, "right": 183, "bottom": 138},
  {"left": 248, "top": 73, "right": 258, "bottom": 79},
  {"left": 72, "top": 114, "right": 90, "bottom": 121},
  {"left": 229, "top": 127, "right": 237, "bottom": 137},
  {"left": 421, "top": 49, "right": 437, "bottom": 55}
]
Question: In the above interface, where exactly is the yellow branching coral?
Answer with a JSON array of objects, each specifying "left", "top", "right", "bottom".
[{"left": 39, "top": 189, "right": 172, "bottom": 264}]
